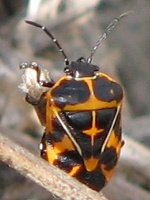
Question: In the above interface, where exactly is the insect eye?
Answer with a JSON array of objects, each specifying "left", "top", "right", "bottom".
[
  {"left": 94, "top": 66, "right": 99, "bottom": 72},
  {"left": 77, "top": 57, "right": 86, "bottom": 63},
  {"left": 64, "top": 67, "right": 70, "bottom": 74}
]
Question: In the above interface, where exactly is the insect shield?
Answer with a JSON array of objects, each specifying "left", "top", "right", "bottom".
[{"left": 19, "top": 12, "right": 131, "bottom": 191}]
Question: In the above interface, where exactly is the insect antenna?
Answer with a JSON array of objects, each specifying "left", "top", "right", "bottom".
[
  {"left": 87, "top": 11, "right": 133, "bottom": 63},
  {"left": 25, "top": 20, "right": 70, "bottom": 66}
]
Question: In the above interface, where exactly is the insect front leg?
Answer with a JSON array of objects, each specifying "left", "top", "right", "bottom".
[
  {"left": 20, "top": 61, "right": 55, "bottom": 87},
  {"left": 19, "top": 62, "right": 55, "bottom": 125},
  {"left": 19, "top": 62, "right": 55, "bottom": 104}
]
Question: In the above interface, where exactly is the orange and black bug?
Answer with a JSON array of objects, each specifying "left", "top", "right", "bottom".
[{"left": 19, "top": 12, "right": 130, "bottom": 191}]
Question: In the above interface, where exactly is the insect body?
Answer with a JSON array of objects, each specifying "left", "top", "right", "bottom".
[{"left": 19, "top": 12, "right": 129, "bottom": 191}]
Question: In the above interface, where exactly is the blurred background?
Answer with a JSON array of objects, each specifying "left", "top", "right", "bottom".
[{"left": 0, "top": 0, "right": 150, "bottom": 199}]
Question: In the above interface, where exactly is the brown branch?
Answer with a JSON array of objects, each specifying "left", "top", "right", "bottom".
[{"left": 0, "top": 132, "right": 108, "bottom": 200}]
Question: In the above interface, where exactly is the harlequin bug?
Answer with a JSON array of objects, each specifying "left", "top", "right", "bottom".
[{"left": 19, "top": 12, "right": 130, "bottom": 191}]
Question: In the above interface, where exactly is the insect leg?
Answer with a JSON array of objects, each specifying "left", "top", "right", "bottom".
[{"left": 20, "top": 62, "right": 55, "bottom": 87}]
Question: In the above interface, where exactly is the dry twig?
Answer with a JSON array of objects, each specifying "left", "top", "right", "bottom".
[
  {"left": 121, "top": 135, "right": 150, "bottom": 181},
  {"left": 0, "top": 131, "right": 108, "bottom": 200}
]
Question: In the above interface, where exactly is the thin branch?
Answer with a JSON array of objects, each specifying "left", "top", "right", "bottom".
[
  {"left": 0, "top": 132, "right": 108, "bottom": 200},
  {"left": 121, "top": 135, "right": 150, "bottom": 180}
]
